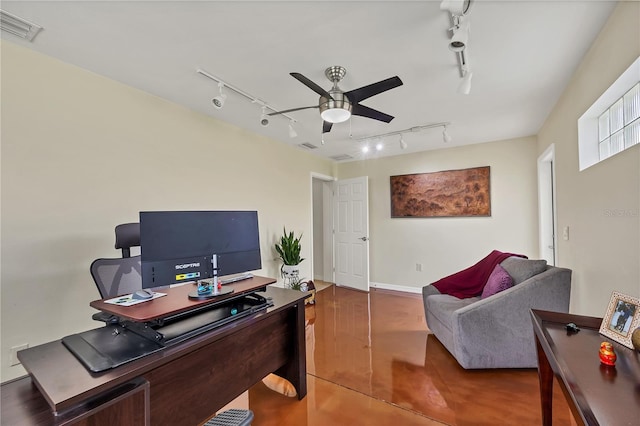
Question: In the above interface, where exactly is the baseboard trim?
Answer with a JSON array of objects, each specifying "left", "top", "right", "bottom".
[{"left": 370, "top": 281, "right": 422, "bottom": 294}]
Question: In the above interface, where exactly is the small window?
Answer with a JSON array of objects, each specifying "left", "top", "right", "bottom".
[
  {"left": 597, "top": 83, "right": 640, "bottom": 161},
  {"left": 578, "top": 57, "right": 640, "bottom": 171}
]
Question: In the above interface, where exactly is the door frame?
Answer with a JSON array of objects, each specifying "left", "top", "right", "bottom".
[
  {"left": 310, "top": 172, "right": 335, "bottom": 283},
  {"left": 537, "top": 144, "right": 557, "bottom": 266}
]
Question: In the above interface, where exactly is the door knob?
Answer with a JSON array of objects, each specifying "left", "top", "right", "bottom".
[{"left": 359, "top": 237, "right": 369, "bottom": 241}]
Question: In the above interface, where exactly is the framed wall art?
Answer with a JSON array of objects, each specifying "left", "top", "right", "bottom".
[
  {"left": 390, "top": 166, "right": 491, "bottom": 218},
  {"left": 599, "top": 291, "right": 640, "bottom": 349}
]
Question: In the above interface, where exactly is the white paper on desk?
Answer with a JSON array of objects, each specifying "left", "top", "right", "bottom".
[{"left": 104, "top": 292, "right": 166, "bottom": 306}]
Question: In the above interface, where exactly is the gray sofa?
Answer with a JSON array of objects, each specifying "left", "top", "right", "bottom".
[{"left": 422, "top": 257, "right": 571, "bottom": 369}]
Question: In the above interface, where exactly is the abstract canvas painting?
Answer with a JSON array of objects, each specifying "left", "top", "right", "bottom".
[{"left": 390, "top": 166, "right": 491, "bottom": 217}]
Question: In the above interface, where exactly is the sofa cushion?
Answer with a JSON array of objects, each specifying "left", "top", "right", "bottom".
[
  {"left": 481, "top": 264, "right": 513, "bottom": 299},
  {"left": 425, "top": 294, "right": 479, "bottom": 332},
  {"left": 500, "top": 257, "right": 547, "bottom": 284}
]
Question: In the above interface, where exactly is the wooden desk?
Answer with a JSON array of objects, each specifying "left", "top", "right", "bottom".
[
  {"left": 2, "top": 285, "right": 307, "bottom": 425},
  {"left": 89, "top": 275, "right": 275, "bottom": 322},
  {"left": 530, "top": 309, "right": 640, "bottom": 426}
]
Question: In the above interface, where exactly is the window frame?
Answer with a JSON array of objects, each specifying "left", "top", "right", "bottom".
[{"left": 578, "top": 57, "right": 640, "bottom": 171}]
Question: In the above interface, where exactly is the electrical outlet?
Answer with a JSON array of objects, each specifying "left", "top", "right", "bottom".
[
  {"left": 563, "top": 226, "right": 569, "bottom": 241},
  {"left": 10, "top": 344, "right": 29, "bottom": 366},
  {"left": 416, "top": 263, "right": 422, "bottom": 272}
]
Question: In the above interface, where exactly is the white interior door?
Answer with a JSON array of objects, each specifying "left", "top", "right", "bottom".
[{"left": 334, "top": 176, "right": 369, "bottom": 292}]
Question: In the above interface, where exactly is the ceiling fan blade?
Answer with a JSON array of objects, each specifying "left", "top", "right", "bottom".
[
  {"left": 290, "top": 72, "right": 334, "bottom": 100},
  {"left": 344, "top": 76, "right": 403, "bottom": 103},
  {"left": 322, "top": 121, "right": 333, "bottom": 134},
  {"left": 351, "top": 104, "right": 395, "bottom": 123},
  {"left": 268, "top": 105, "right": 318, "bottom": 116}
]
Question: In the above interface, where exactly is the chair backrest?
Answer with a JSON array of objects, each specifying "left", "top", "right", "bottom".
[
  {"left": 115, "top": 223, "right": 140, "bottom": 258},
  {"left": 90, "top": 256, "right": 142, "bottom": 298}
]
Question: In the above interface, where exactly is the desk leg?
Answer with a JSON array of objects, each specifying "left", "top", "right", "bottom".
[
  {"left": 274, "top": 302, "right": 307, "bottom": 400},
  {"left": 536, "top": 336, "right": 553, "bottom": 426}
]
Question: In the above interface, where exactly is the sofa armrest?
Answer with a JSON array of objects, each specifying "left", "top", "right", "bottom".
[{"left": 451, "top": 266, "right": 571, "bottom": 368}]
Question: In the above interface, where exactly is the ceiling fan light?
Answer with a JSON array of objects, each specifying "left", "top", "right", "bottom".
[{"left": 321, "top": 108, "right": 351, "bottom": 124}]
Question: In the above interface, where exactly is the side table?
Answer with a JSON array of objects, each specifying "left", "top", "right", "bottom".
[{"left": 530, "top": 309, "right": 640, "bottom": 425}]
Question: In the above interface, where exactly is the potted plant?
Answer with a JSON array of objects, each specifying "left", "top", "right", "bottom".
[{"left": 275, "top": 227, "right": 304, "bottom": 280}]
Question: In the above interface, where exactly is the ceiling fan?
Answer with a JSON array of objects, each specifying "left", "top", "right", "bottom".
[{"left": 269, "top": 66, "right": 403, "bottom": 134}]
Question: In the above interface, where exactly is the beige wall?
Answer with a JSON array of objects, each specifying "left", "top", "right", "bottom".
[
  {"left": 537, "top": 2, "right": 640, "bottom": 316},
  {"left": 0, "top": 41, "right": 333, "bottom": 381},
  {"left": 337, "top": 137, "right": 540, "bottom": 291}
]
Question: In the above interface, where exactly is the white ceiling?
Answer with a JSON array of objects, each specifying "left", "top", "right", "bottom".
[{"left": 1, "top": 1, "right": 617, "bottom": 162}]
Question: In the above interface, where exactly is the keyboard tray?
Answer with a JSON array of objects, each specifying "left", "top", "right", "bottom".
[{"left": 63, "top": 293, "right": 271, "bottom": 373}]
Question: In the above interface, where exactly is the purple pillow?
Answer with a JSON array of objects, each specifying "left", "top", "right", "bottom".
[{"left": 481, "top": 264, "right": 514, "bottom": 299}]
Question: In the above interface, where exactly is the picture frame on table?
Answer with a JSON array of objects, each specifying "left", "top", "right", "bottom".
[{"left": 599, "top": 291, "right": 640, "bottom": 349}]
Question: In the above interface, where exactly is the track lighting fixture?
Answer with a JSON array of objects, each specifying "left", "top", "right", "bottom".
[
  {"left": 441, "top": 1, "right": 474, "bottom": 95},
  {"left": 449, "top": 17, "right": 469, "bottom": 52},
  {"left": 288, "top": 120, "right": 298, "bottom": 138},
  {"left": 443, "top": 126, "right": 452, "bottom": 143},
  {"left": 440, "top": 0, "right": 473, "bottom": 16},
  {"left": 0, "top": 10, "right": 42, "bottom": 42},
  {"left": 197, "top": 68, "right": 299, "bottom": 133},
  {"left": 356, "top": 122, "right": 452, "bottom": 153},
  {"left": 260, "top": 106, "right": 270, "bottom": 127},
  {"left": 211, "top": 82, "right": 227, "bottom": 109},
  {"left": 458, "top": 69, "right": 473, "bottom": 95},
  {"left": 399, "top": 135, "right": 408, "bottom": 150}
]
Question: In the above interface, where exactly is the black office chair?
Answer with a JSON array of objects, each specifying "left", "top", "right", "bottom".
[
  {"left": 115, "top": 222, "right": 140, "bottom": 258},
  {"left": 90, "top": 256, "right": 142, "bottom": 299},
  {"left": 91, "top": 222, "right": 143, "bottom": 298},
  {"left": 90, "top": 223, "right": 143, "bottom": 322}
]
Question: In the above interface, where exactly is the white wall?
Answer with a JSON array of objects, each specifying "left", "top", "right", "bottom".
[
  {"left": 336, "top": 137, "right": 539, "bottom": 291},
  {"left": 537, "top": 2, "right": 640, "bottom": 316},
  {"left": 0, "top": 41, "right": 333, "bottom": 382}
]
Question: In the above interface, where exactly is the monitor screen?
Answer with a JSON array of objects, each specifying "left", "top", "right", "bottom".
[{"left": 140, "top": 211, "right": 261, "bottom": 289}]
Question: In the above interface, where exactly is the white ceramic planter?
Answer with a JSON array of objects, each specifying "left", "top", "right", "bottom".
[{"left": 281, "top": 264, "right": 300, "bottom": 278}]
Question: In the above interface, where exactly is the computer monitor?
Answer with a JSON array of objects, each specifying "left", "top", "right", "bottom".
[{"left": 139, "top": 211, "right": 261, "bottom": 290}]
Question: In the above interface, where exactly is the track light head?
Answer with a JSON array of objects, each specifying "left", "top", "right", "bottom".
[
  {"left": 443, "top": 126, "right": 452, "bottom": 143},
  {"left": 212, "top": 93, "right": 227, "bottom": 109},
  {"left": 212, "top": 82, "right": 227, "bottom": 109},
  {"left": 440, "top": 0, "right": 474, "bottom": 16},
  {"left": 260, "top": 106, "right": 270, "bottom": 127},
  {"left": 458, "top": 71, "right": 473, "bottom": 95},
  {"left": 288, "top": 121, "right": 298, "bottom": 138},
  {"left": 399, "top": 135, "right": 408, "bottom": 150},
  {"left": 449, "top": 18, "right": 469, "bottom": 52}
]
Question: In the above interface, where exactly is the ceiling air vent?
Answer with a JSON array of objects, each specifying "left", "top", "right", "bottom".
[
  {"left": 298, "top": 142, "right": 318, "bottom": 150},
  {"left": 1, "top": 10, "right": 42, "bottom": 42},
  {"left": 330, "top": 154, "right": 353, "bottom": 161}
]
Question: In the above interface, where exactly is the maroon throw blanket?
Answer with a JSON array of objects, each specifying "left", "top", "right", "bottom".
[{"left": 432, "top": 250, "right": 526, "bottom": 299}]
